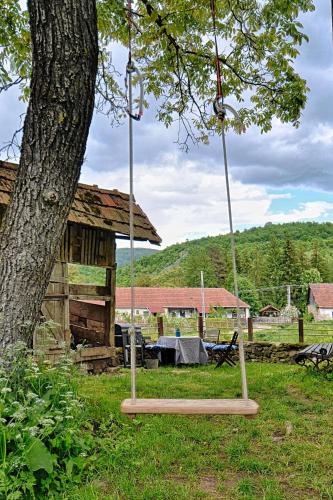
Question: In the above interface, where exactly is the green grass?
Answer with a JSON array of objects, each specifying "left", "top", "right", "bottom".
[{"left": 70, "top": 364, "right": 333, "bottom": 499}]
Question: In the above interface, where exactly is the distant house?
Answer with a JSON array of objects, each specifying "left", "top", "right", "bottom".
[
  {"left": 115, "top": 287, "right": 250, "bottom": 319},
  {"left": 259, "top": 305, "right": 280, "bottom": 317},
  {"left": 308, "top": 284, "right": 333, "bottom": 320}
]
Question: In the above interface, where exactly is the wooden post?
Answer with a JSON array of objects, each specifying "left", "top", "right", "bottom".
[
  {"left": 198, "top": 313, "right": 204, "bottom": 339},
  {"left": 247, "top": 317, "right": 253, "bottom": 342},
  {"left": 104, "top": 236, "right": 116, "bottom": 348},
  {"left": 62, "top": 262, "right": 71, "bottom": 347},
  {"left": 298, "top": 318, "right": 304, "bottom": 344},
  {"left": 157, "top": 316, "right": 164, "bottom": 336}
]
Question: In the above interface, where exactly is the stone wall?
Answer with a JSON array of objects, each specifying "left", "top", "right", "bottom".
[
  {"left": 210, "top": 342, "right": 306, "bottom": 364},
  {"left": 114, "top": 341, "right": 306, "bottom": 366}
]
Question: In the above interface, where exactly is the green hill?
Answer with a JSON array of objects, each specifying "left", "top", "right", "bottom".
[
  {"left": 116, "top": 222, "right": 333, "bottom": 313},
  {"left": 116, "top": 248, "right": 159, "bottom": 268},
  {"left": 68, "top": 247, "right": 159, "bottom": 285}
]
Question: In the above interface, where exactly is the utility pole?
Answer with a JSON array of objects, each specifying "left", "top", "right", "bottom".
[
  {"left": 200, "top": 271, "right": 206, "bottom": 336},
  {"left": 287, "top": 285, "right": 291, "bottom": 307}
]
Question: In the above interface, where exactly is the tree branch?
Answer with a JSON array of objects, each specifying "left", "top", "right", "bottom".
[{"left": 139, "top": 0, "right": 281, "bottom": 93}]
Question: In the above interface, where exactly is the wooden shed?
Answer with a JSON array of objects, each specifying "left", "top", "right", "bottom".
[
  {"left": 0, "top": 161, "right": 161, "bottom": 367},
  {"left": 259, "top": 304, "right": 280, "bottom": 317}
]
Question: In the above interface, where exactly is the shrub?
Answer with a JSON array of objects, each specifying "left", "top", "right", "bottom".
[{"left": 0, "top": 342, "right": 92, "bottom": 498}]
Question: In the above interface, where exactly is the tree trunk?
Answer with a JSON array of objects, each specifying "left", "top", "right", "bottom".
[{"left": 0, "top": 0, "right": 98, "bottom": 347}]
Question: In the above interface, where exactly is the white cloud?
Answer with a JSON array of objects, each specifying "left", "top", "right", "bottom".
[
  {"left": 310, "top": 123, "right": 333, "bottom": 145},
  {"left": 80, "top": 154, "right": 333, "bottom": 249}
]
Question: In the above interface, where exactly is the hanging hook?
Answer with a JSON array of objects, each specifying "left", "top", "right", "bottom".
[
  {"left": 213, "top": 97, "right": 246, "bottom": 134},
  {"left": 125, "top": 62, "right": 144, "bottom": 121}
]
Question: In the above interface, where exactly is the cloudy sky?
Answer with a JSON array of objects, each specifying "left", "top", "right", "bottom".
[{"left": 1, "top": 0, "right": 332, "bottom": 249}]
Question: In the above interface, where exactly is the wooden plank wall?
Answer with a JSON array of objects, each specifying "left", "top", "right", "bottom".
[
  {"left": 59, "top": 224, "right": 114, "bottom": 267},
  {"left": 2, "top": 218, "right": 117, "bottom": 360},
  {"left": 37, "top": 262, "right": 71, "bottom": 350}
]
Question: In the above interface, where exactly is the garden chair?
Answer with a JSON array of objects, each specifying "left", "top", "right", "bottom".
[
  {"left": 122, "top": 331, "right": 146, "bottom": 368},
  {"left": 203, "top": 329, "right": 221, "bottom": 352},
  {"left": 214, "top": 332, "right": 239, "bottom": 368},
  {"left": 144, "top": 339, "right": 169, "bottom": 364},
  {"left": 294, "top": 343, "right": 333, "bottom": 371}
]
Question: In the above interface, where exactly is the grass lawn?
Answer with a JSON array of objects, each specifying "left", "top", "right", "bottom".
[{"left": 71, "top": 363, "right": 333, "bottom": 500}]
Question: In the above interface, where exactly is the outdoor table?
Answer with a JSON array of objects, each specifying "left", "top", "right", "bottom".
[{"left": 157, "top": 336, "right": 208, "bottom": 365}]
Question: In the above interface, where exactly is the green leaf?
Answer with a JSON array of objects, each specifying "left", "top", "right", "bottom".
[{"left": 25, "top": 438, "right": 54, "bottom": 474}]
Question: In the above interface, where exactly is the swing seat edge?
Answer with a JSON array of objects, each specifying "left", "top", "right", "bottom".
[{"left": 121, "top": 398, "right": 259, "bottom": 416}]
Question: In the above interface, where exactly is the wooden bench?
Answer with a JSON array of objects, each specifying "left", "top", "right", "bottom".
[{"left": 294, "top": 343, "right": 333, "bottom": 370}]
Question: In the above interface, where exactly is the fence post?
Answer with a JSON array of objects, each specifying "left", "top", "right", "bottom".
[
  {"left": 247, "top": 317, "right": 253, "bottom": 342},
  {"left": 157, "top": 316, "right": 164, "bottom": 337},
  {"left": 198, "top": 314, "right": 204, "bottom": 339},
  {"left": 298, "top": 318, "right": 304, "bottom": 344}
]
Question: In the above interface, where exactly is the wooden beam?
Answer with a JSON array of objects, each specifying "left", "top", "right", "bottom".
[
  {"left": 44, "top": 294, "right": 69, "bottom": 301},
  {"left": 69, "top": 299, "right": 105, "bottom": 323},
  {"left": 72, "top": 346, "right": 115, "bottom": 362},
  {"left": 69, "top": 294, "right": 110, "bottom": 301},
  {"left": 71, "top": 324, "right": 104, "bottom": 344},
  {"left": 69, "top": 284, "right": 109, "bottom": 297}
]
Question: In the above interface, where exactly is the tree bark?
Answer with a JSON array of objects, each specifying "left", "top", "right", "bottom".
[{"left": 0, "top": 0, "right": 98, "bottom": 347}]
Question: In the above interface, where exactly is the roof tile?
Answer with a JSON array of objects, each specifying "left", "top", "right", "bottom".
[
  {"left": 116, "top": 287, "right": 249, "bottom": 313},
  {"left": 309, "top": 283, "right": 333, "bottom": 308}
]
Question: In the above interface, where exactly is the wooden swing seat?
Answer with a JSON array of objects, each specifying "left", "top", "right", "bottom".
[{"left": 121, "top": 398, "right": 259, "bottom": 417}]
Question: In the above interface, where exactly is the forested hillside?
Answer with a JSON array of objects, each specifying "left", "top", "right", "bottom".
[
  {"left": 69, "top": 248, "right": 159, "bottom": 285},
  {"left": 116, "top": 222, "right": 333, "bottom": 313},
  {"left": 116, "top": 248, "right": 159, "bottom": 268}
]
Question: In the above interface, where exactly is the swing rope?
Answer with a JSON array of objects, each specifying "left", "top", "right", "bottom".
[
  {"left": 126, "top": 0, "right": 249, "bottom": 406},
  {"left": 210, "top": 0, "right": 249, "bottom": 401},
  {"left": 127, "top": 0, "right": 137, "bottom": 403}
]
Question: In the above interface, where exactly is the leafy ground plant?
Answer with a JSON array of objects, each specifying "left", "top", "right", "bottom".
[{"left": 0, "top": 342, "right": 92, "bottom": 498}]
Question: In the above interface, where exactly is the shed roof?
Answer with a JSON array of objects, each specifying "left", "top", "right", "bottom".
[
  {"left": 115, "top": 287, "right": 249, "bottom": 314},
  {"left": 0, "top": 161, "right": 161, "bottom": 245},
  {"left": 259, "top": 305, "right": 280, "bottom": 313},
  {"left": 309, "top": 283, "right": 333, "bottom": 308}
]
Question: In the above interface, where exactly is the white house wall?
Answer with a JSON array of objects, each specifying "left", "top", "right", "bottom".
[
  {"left": 318, "top": 308, "right": 333, "bottom": 320},
  {"left": 116, "top": 306, "right": 250, "bottom": 318},
  {"left": 116, "top": 307, "right": 149, "bottom": 316}
]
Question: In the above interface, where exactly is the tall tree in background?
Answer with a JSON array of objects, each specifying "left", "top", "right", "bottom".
[
  {"left": 263, "top": 238, "right": 284, "bottom": 307},
  {"left": 0, "top": 0, "right": 315, "bottom": 345},
  {"left": 310, "top": 240, "right": 330, "bottom": 281},
  {"left": 206, "top": 245, "right": 230, "bottom": 286},
  {"left": 184, "top": 249, "right": 218, "bottom": 288},
  {"left": 227, "top": 274, "right": 261, "bottom": 314},
  {"left": 298, "top": 267, "right": 322, "bottom": 313}
]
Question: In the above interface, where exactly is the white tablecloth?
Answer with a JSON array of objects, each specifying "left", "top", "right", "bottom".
[{"left": 158, "top": 336, "right": 208, "bottom": 365}]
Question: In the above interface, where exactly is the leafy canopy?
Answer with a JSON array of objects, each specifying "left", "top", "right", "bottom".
[{"left": 1, "top": 0, "right": 315, "bottom": 146}]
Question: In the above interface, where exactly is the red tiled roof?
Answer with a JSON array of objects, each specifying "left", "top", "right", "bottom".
[
  {"left": 115, "top": 287, "right": 249, "bottom": 313},
  {"left": 309, "top": 283, "right": 333, "bottom": 308}
]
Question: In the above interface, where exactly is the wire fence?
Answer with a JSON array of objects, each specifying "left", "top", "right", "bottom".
[
  {"left": 251, "top": 319, "right": 333, "bottom": 344},
  {"left": 117, "top": 315, "right": 333, "bottom": 344}
]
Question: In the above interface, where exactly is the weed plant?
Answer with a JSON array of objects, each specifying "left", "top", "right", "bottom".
[{"left": 0, "top": 343, "right": 92, "bottom": 498}]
